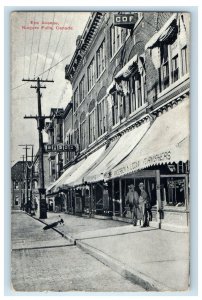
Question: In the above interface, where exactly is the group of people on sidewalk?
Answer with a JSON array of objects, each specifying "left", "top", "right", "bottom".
[{"left": 125, "top": 182, "right": 152, "bottom": 227}]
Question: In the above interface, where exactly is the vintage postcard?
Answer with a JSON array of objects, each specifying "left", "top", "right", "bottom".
[{"left": 11, "top": 11, "right": 190, "bottom": 292}]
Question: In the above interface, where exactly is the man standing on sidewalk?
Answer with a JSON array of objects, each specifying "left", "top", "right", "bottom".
[
  {"left": 125, "top": 184, "right": 140, "bottom": 226},
  {"left": 138, "top": 182, "right": 150, "bottom": 227}
]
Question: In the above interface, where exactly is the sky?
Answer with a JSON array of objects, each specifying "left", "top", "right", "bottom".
[{"left": 11, "top": 11, "right": 90, "bottom": 165}]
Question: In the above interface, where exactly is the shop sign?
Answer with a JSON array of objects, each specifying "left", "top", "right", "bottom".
[
  {"left": 44, "top": 143, "right": 78, "bottom": 152},
  {"left": 114, "top": 14, "right": 138, "bottom": 28}
]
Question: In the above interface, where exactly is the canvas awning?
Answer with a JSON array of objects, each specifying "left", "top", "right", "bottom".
[
  {"left": 84, "top": 120, "right": 151, "bottom": 183},
  {"left": 145, "top": 13, "right": 178, "bottom": 49},
  {"left": 114, "top": 54, "right": 138, "bottom": 81},
  {"left": 110, "top": 98, "right": 189, "bottom": 179},
  {"left": 62, "top": 146, "right": 106, "bottom": 187}
]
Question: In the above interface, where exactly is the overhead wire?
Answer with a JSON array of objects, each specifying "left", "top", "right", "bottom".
[
  {"left": 46, "top": 14, "right": 68, "bottom": 79},
  {"left": 23, "top": 13, "right": 28, "bottom": 79},
  {"left": 12, "top": 52, "right": 73, "bottom": 91},
  {"left": 28, "top": 12, "right": 36, "bottom": 78},
  {"left": 51, "top": 15, "right": 74, "bottom": 80},
  {"left": 34, "top": 12, "right": 44, "bottom": 78},
  {"left": 42, "top": 12, "right": 55, "bottom": 79}
]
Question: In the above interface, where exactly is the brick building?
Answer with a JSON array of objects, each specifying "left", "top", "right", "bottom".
[{"left": 47, "top": 12, "right": 190, "bottom": 231}]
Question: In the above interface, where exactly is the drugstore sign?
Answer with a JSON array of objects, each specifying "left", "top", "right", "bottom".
[{"left": 44, "top": 143, "right": 78, "bottom": 152}]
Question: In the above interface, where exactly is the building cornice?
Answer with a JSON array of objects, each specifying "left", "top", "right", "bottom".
[{"left": 65, "top": 12, "right": 104, "bottom": 82}]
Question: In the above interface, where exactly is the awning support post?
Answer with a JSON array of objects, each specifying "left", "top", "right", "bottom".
[
  {"left": 112, "top": 179, "right": 115, "bottom": 216},
  {"left": 156, "top": 170, "right": 161, "bottom": 228},
  {"left": 119, "top": 178, "right": 123, "bottom": 217},
  {"left": 89, "top": 184, "right": 93, "bottom": 217}
]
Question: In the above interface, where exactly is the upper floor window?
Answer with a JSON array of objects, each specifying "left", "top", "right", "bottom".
[
  {"left": 74, "top": 120, "right": 79, "bottom": 145},
  {"left": 14, "top": 181, "right": 19, "bottom": 189},
  {"left": 110, "top": 25, "right": 129, "bottom": 58},
  {"left": 96, "top": 40, "right": 106, "bottom": 78},
  {"left": 73, "top": 88, "right": 79, "bottom": 111},
  {"left": 80, "top": 112, "right": 86, "bottom": 151},
  {"left": 128, "top": 71, "right": 145, "bottom": 114},
  {"left": 87, "top": 58, "right": 95, "bottom": 91},
  {"left": 159, "top": 38, "right": 188, "bottom": 92},
  {"left": 98, "top": 98, "right": 107, "bottom": 136},
  {"left": 181, "top": 46, "right": 188, "bottom": 76},
  {"left": 89, "top": 99, "right": 96, "bottom": 144},
  {"left": 79, "top": 75, "right": 85, "bottom": 102}
]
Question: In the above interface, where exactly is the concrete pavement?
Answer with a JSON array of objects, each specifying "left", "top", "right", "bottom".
[{"left": 37, "top": 212, "right": 190, "bottom": 292}]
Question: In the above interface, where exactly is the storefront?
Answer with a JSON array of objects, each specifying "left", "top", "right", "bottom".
[
  {"left": 83, "top": 119, "right": 151, "bottom": 216},
  {"left": 108, "top": 97, "right": 189, "bottom": 230}
]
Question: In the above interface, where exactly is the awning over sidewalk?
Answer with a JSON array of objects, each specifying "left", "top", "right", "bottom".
[
  {"left": 84, "top": 120, "right": 151, "bottom": 183},
  {"left": 46, "top": 162, "right": 80, "bottom": 193},
  {"left": 61, "top": 146, "right": 106, "bottom": 187},
  {"left": 110, "top": 98, "right": 189, "bottom": 178}
]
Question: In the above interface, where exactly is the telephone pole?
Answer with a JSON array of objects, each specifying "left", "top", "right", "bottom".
[
  {"left": 22, "top": 77, "right": 54, "bottom": 219},
  {"left": 19, "top": 144, "right": 33, "bottom": 212}
]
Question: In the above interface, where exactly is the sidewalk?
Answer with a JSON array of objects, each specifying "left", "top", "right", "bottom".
[{"left": 35, "top": 212, "right": 189, "bottom": 292}]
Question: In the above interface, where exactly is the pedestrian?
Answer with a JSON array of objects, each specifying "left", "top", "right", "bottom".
[
  {"left": 125, "top": 184, "right": 141, "bottom": 226},
  {"left": 138, "top": 182, "right": 150, "bottom": 227}
]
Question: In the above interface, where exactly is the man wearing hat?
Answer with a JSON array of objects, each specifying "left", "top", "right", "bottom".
[
  {"left": 125, "top": 184, "right": 140, "bottom": 226},
  {"left": 138, "top": 182, "right": 150, "bottom": 227}
]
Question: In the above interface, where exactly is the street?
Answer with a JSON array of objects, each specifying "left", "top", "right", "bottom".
[{"left": 11, "top": 211, "right": 145, "bottom": 292}]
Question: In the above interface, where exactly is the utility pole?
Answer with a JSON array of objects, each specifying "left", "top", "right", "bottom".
[
  {"left": 20, "top": 155, "right": 25, "bottom": 210},
  {"left": 19, "top": 144, "right": 32, "bottom": 213},
  {"left": 22, "top": 77, "right": 54, "bottom": 219}
]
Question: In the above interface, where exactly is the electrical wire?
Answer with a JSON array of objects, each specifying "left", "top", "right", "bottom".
[
  {"left": 23, "top": 13, "right": 28, "bottom": 79},
  {"left": 12, "top": 52, "right": 73, "bottom": 91},
  {"left": 28, "top": 13, "right": 36, "bottom": 78},
  {"left": 42, "top": 12, "right": 55, "bottom": 79},
  {"left": 46, "top": 14, "right": 68, "bottom": 79},
  {"left": 34, "top": 12, "right": 44, "bottom": 78}
]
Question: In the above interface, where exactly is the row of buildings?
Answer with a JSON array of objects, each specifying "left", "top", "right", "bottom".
[{"left": 12, "top": 12, "right": 190, "bottom": 231}]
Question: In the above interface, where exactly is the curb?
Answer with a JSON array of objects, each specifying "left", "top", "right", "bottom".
[
  {"left": 27, "top": 212, "right": 173, "bottom": 291},
  {"left": 26, "top": 213, "right": 76, "bottom": 245},
  {"left": 76, "top": 240, "right": 171, "bottom": 292}
]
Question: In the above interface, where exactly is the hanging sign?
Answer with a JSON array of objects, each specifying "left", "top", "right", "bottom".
[
  {"left": 114, "top": 14, "right": 138, "bottom": 28},
  {"left": 44, "top": 143, "right": 78, "bottom": 153}
]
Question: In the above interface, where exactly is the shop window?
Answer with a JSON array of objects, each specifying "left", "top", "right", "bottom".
[
  {"left": 15, "top": 197, "right": 19, "bottom": 205},
  {"left": 98, "top": 98, "right": 107, "bottom": 136},
  {"left": 87, "top": 58, "right": 95, "bottom": 91},
  {"left": 160, "top": 177, "right": 186, "bottom": 206},
  {"left": 96, "top": 40, "right": 106, "bottom": 78}
]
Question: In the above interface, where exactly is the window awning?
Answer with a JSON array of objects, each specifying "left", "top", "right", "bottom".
[
  {"left": 107, "top": 80, "right": 116, "bottom": 94},
  {"left": 62, "top": 146, "right": 106, "bottom": 187},
  {"left": 114, "top": 54, "right": 138, "bottom": 81},
  {"left": 84, "top": 120, "right": 151, "bottom": 183},
  {"left": 110, "top": 98, "right": 189, "bottom": 179},
  {"left": 145, "top": 13, "right": 178, "bottom": 50}
]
